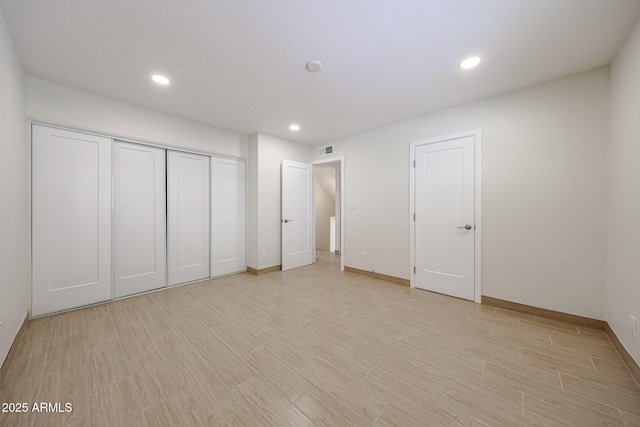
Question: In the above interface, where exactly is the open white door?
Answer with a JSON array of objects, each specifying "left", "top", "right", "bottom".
[
  {"left": 281, "top": 160, "right": 314, "bottom": 271},
  {"left": 412, "top": 132, "right": 481, "bottom": 302}
]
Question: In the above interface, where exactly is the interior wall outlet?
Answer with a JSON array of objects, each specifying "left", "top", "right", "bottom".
[
  {"left": 361, "top": 252, "right": 367, "bottom": 260},
  {"left": 630, "top": 315, "right": 637, "bottom": 338},
  {"left": 260, "top": 250, "right": 267, "bottom": 260}
]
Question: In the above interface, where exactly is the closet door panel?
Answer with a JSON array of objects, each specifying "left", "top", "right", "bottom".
[
  {"left": 167, "top": 150, "right": 210, "bottom": 285},
  {"left": 113, "top": 141, "right": 166, "bottom": 298},
  {"left": 211, "top": 157, "right": 246, "bottom": 277},
  {"left": 32, "top": 125, "right": 112, "bottom": 316}
]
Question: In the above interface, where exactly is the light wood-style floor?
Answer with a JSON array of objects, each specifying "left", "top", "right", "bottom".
[{"left": 1, "top": 251, "right": 639, "bottom": 426}]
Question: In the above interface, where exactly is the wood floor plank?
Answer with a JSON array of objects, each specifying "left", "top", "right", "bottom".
[
  {"left": 385, "top": 312, "right": 440, "bottom": 332},
  {"left": 213, "top": 321, "right": 266, "bottom": 357},
  {"left": 561, "top": 373, "right": 640, "bottom": 416},
  {"left": 254, "top": 327, "right": 315, "bottom": 369},
  {"left": 235, "top": 374, "right": 313, "bottom": 426},
  {"left": 83, "top": 316, "right": 119, "bottom": 350},
  {"left": 361, "top": 366, "right": 439, "bottom": 411},
  {"left": 215, "top": 405, "right": 272, "bottom": 427},
  {"left": 520, "top": 346, "right": 595, "bottom": 372},
  {"left": 519, "top": 317, "right": 580, "bottom": 334},
  {"left": 294, "top": 385, "right": 370, "bottom": 427},
  {"left": 93, "top": 376, "right": 146, "bottom": 427},
  {"left": 197, "top": 338, "right": 255, "bottom": 388},
  {"left": 550, "top": 333, "right": 624, "bottom": 362},
  {"left": 523, "top": 387, "right": 625, "bottom": 426},
  {"left": 620, "top": 410, "right": 640, "bottom": 427},
  {"left": 302, "top": 319, "right": 362, "bottom": 353},
  {"left": 143, "top": 391, "right": 204, "bottom": 427},
  {"left": 522, "top": 395, "right": 607, "bottom": 427},
  {"left": 592, "top": 356, "right": 635, "bottom": 379},
  {"left": 305, "top": 334, "right": 373, "bottom": 381},
  {"left": 244, "top": 347, "right": 313, "bottom": 403},
  {"left": 413, "top": 346, "right": 486, "bottom": 378},
  {"left": 127, "top": 351, "right": 182, "bottom": 409},
  {"left": 179, "top": 360, "right": 245, "bottom": 422},
  {"left": 116, "top": 325, "right": 158, "bottom": 360},
  {"left": 435, "top": 377, "right": 527, "bottom": 427},
  {"left": 300, "top": 356, "right": 386, "bottom": 422},
  {"left": 482, "top": 361, "right": 562, "bottom": 394},
  {"left": 189, "top": 301, "right": 230, "bottom": 328},
  {"left": 173, "top": 315, "right": 218, "bottom": 349},
  {"left": 374, "top": 397, "right": 472, "bottom": 427},
  {"left": 154, "top": 332, "right": 201, "bottom": 372},
  {"left": 556, "top": 361, "right": 640, "bottom": 396}
]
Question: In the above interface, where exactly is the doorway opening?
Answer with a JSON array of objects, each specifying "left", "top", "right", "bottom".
[{"left": 312, "top": 157, "right": 344, "bottom": 271}]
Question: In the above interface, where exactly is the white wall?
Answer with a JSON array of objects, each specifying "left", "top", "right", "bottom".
[
  {"left": 0, "top": 6, "right": 29, "bottom": 366},
  {"left": 27, "top": 77, "right": 248, "bottom": 158},
  {"left": 321, "top": 67, "right": 609, "bottom": 320},
  {"left": 248, "top": 133, "right": 312, "bottom": 270},
  {"left": 247, "top": 134, "right": 259, "bottom": 268},
  {"left": 607, "top": 19, "right": 640, "bottom": 365}
]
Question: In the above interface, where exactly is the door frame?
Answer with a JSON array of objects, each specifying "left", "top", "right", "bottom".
[
  {"left": 409, "top": 130, "right": 482, "bottom": 303},
  {"left": 311, "top": 156, "right": 345, "bottom": 271}
]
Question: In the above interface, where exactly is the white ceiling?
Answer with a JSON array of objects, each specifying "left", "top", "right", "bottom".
[{"left": 2, "top": 0, "right": 639, "bottom": 144}]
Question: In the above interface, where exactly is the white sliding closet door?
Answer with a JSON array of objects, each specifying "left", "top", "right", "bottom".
[
  {"left": 167, "top": 150, "right": 211, "bottom": 286},
  {"left": 211, "top": 157, "right": 246, "bottom": 277},
  {"left": 32, "top": 125, "right": 112, "bottom": 316},
  {"left": 113, "top": 141, "right": 166, "bottom": 298}
]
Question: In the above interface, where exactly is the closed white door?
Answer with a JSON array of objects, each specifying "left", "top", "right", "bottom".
[
  {"left": 32, "top": 125, "right": 112, "bottom": 316},
  {"left": 211, "top": 157, "right": 246, "bottom": 277},
  {"left": 281, "top": 160, "right": 314, "bottom": 271},
  {"left": 113, "top": 141, "right": 166, "bottom": 298},
  {"left": 414, "top": 135, "right": 477, "bottom": 301},
  {"left": 167, "top": 150, "right": 210, "bottom": 286}
]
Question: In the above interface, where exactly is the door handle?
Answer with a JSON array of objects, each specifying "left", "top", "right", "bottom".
[
  {"left": 282, "top": 219, "right": 293, "bottom": 223},
  {"left": 458, "top": 224, "right": 472, "bottom": 230}
]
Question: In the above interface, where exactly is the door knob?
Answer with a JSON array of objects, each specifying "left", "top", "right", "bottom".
[
  {"left": 282, "top": 219, "right": 293, "bottom": 223},
  {"left": 458, "top": 224, "right": 472, "bottom": 230}
]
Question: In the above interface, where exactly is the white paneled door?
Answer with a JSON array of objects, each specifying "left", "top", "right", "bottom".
[
  {"left": 32, "top": 125, "right": 112, "bottom": 316},
  {"left": 281, "top": 160, "right": 314, "bottom": 271},
  {"left": 211, "top": 157, "right": 246, "bottom": 277},
  {"left": 113, "top": 141, "right": 166, "bottom": 298},
  {"left": 167, "top": 150, "right": 211, "bottom": 286},
  {"left": 413, "top": 134, "right": 479, "bottom": 301}
]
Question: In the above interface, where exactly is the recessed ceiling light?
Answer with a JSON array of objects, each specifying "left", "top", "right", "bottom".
[
  {"left": 290, "top": 124, "right": 301, "bottom": 131},
  {"left": 305, "top": 61, "right": 323, "bottom": 72},
  {"left": 151, "top": 74, "right": 170, "bottom": 85},
  {"left": 460, "top": 56, "right": 481, "bottom": 69}
]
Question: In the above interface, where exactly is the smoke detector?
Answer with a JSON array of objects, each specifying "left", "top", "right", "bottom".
[{"left": 306, "top": 61, "right": 323, "bottom": 72}]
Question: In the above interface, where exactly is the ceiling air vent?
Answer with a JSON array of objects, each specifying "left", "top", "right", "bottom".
[{"left": 318, "top": 145, "right": 333, "bottom": 157}]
